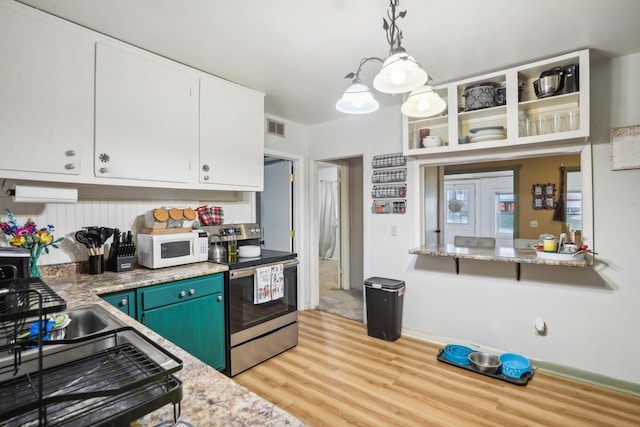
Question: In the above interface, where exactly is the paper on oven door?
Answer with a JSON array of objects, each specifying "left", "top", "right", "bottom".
[
  {"left": 254, "top": 266, "right": 272, "bottom": 304},
  {"left": 271, "top": 264, "right": 284, "bottom": 300}
]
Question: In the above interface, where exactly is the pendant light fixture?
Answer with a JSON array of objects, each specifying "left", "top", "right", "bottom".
[
  {"left": 400, "top": 82, "right": 447, "bottom": 118},
  {"left": 336, "top": 58, "right": 382, "bottom": 114},
  {"left": 336, "top": 0, "right": 442, "bottom": 116}
]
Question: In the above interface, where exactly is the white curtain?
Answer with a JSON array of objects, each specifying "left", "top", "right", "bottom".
[{"left": 319, "top": 180, "right": 338, "bottom": 259}]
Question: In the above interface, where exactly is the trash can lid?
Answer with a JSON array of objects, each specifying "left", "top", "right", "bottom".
[{"left": 364, "top": 277, "right": 405, "bottom": 289}]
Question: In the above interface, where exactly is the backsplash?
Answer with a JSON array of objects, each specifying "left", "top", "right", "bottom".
[{"left": 0, "top": 196, "right": 253, "bottom": 266}]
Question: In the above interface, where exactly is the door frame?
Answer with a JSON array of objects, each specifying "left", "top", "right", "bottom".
[{"left": 263, "top": 149, "right": 306, "bottom": 311}]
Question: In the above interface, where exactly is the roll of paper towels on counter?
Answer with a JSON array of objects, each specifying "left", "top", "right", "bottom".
[{"left": 11, "top": 185, "right": 78, "bottom": 204}]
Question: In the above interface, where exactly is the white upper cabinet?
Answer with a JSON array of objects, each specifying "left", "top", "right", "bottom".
[
  {"left": 0, "top": 2, "right": 94, "bottom": 176},
  {"left": 94, "top": 43, "right": 195, "bottom": 183},
  {"left": 404, "top": 50, "right": 590, "bottom": 164},
  {"left": 199, "top": 76, "right": 264, "bottom": 190}
]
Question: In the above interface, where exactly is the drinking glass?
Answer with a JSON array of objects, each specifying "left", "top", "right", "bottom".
[
  {"left": 566, "top": 109, "right": 580, "bottom": 131},
  {"left": 550, "top": 113, "right": 563, "bottom": 133},
  {"left": 535, "top": 115, "right": 549, "bottom": 135}
]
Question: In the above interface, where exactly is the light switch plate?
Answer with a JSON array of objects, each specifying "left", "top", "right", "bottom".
[
  {"left": 530, "top": 220, "right": 538, "bottom": 228},
  {"left": 391, "top": 225, "right": 397, "bottom": 236}
]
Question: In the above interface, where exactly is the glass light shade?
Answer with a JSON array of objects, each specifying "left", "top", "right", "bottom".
[
  {"left": 335, "top": 82, "right": 380, "bottom": 114},
  {"left": 373, "top": 51, "right": 428, "bottom": 94},
  {"left": 401, "top": 85, "right": 447, "bottom": 118}
]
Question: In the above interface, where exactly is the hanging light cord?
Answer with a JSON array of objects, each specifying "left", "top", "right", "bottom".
[{"left": 383, "top": 0, "right": 405, "bottom": 55}]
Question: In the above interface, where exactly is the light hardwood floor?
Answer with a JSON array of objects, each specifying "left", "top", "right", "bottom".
[{"left": 234, "top": 310, "right": 640, "bottom": 427}]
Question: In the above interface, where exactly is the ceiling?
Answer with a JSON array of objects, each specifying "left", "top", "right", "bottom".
[{"left": 15, "top": 0, "right": 640, "bottom": 125}]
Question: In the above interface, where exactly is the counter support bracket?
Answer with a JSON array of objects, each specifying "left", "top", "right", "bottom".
[
  {"left": 516, "top": 263, "right": 521, "bottom": 281},
  {"left": 454, "top": 258, "right": 459, "bottom": 275}
]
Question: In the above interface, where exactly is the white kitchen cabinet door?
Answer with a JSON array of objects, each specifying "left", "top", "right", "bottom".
[
  {"left": 0, "top": 3, "right": 94, "bottom": 175},
  {"left": 95, "top": 43, "right": 194, "bottom": 183},
  {"left": 199, "top": 76, "right": 264, "bottom": 190}
]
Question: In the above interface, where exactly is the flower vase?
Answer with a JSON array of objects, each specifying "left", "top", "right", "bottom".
[{"left": 29, "top": 245, "right": 43, "bottom": 278}]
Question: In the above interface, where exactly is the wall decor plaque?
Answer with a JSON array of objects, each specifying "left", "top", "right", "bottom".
[{"left": 610, "top": 125, "right": 640, "bottom": 170}]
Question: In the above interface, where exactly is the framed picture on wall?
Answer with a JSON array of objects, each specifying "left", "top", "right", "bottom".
[{"left": 532, "top": 183, "right": 555, "bottom": 210}]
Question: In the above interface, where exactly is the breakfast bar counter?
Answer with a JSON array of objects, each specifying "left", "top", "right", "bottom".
[
  {"left": 43, "top": 263, "right": 305, "bottom": 427},
  {"left": 409, "top": 244, "right": 588, "bottom": 280}
]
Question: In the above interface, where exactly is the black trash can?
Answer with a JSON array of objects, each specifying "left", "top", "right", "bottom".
[{"left": 364, "top": 277, "right": 405, "bottom": 341}]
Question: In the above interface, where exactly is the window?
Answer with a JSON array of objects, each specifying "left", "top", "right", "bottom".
[
  {"left": 446, "top": 188, "right": 468, "bottom": 224},
  {"left": 496, "top": 193, "right": 514, "bottom": 234}
]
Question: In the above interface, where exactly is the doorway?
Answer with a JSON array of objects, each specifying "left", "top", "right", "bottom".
[
  {"left": 316, "top": 157, "right": 364, "bottom": 322},
  {"left": 259, "top": 156, "right": 293, "bottom": 251}
]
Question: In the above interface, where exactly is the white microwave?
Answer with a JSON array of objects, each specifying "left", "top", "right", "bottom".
[{"left": 137, "top": 231, "right": 209, "bottom": 269}]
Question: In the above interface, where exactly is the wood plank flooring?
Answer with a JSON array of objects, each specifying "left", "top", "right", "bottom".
[{"left": 234, "top": 310, "right": 640, "bottom": 427}]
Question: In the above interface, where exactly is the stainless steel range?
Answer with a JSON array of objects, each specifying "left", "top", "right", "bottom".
[{"left": 200, "top": 223, "right": 298, "bottom": 376}]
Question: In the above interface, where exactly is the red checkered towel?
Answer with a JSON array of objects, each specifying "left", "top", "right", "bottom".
[{"left": 195, "top": 205, "right": 224, "bottom": 226}]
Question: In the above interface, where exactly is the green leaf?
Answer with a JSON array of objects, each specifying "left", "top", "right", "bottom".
[
  {"left": 344, "top": 72, "right": 356, "bottom": 79},
  {"left": 399, "top": 10, "right": 406, "bottom": 18},
  {"left": 382, "top": 18, "right": 389, "bottom": 31}
]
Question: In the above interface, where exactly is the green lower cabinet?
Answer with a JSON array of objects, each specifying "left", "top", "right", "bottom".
[
  {"left": 101, "top": 290, "right": 136, "bottom": 317},
  {"left": 136, "top": 274, "right": 226, "bottom": 371}
]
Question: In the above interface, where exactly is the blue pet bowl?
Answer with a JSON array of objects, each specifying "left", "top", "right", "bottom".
[
  {"left": 443, "top": 344, "right": 474, "bottom": 366},
  {"left": 499, "top": 353, "right": 532, "bottom": 378}
]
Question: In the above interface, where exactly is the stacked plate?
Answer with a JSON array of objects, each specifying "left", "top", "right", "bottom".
[{"left": 469, "top": 126, "right": 506, "bottom": 143}]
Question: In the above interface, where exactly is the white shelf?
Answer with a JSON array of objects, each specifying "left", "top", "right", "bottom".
[{"left": 403, "top": 50, "right": 590, "bottom": 159}]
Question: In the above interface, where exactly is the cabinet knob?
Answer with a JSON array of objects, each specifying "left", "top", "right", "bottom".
[
  {"left": 99, "top": 167, "right": 109, "bottom": 174},
  {"left": 65, "top": 150, "right": 76, "bottom": 157},
  {"left": 65, "top": 163, "right": 75, "bottom": 170},
  {"left": 188, "top": 289, "right": 195, "bottom": 296},
  {"left": 119, "top": 299, "right": 128, "bottom": 306},
  {"left": 202, "top": 164, "right": 210, "bottom": 172},
  {"left": 179, "top": 290, "right": 186, "bottom": 298},
  {"left": 203, "top": 175, "right": 209, "bottom": 181},
  {"left": 217, "top": 295, "right": 222, "bottom": 302}
]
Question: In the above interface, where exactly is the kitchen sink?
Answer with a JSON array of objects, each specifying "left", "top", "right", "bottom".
[
  {"left": 63, "top": 305, "right": 111, "bottom": 338},
  {"left": 0, "top": 303, "right": 136, "bottom": 382}
]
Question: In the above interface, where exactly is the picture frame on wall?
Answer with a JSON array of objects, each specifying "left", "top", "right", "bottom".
[
  {"left": 531, "top": 183, "right": 556, "bottom": 210},
  {"left": 610, "top": 125, "right": 640, "bottom": 170}
]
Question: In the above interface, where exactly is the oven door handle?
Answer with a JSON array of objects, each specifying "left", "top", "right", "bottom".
[{"left": 229, "top": 258, "right": 298, "bottom": 280}]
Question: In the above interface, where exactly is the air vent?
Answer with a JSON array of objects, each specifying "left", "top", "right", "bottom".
[{"left": 267, "top": 119, "right": 285, "bottom": 137}]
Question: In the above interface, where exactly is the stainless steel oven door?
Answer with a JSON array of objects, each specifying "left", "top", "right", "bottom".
[{"left": 228, "top": 258, "right": 298, "bottom": 341}]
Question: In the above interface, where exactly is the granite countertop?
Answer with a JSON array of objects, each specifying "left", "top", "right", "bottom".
[
  {"left": 43, "top": 262, "right": 305, "bottom": 427},
  {"left": 409, "top": 244, "right": 588, "bottom": 267}
]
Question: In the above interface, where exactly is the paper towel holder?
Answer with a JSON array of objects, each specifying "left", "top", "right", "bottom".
[{"left": 2, "top": 179, "right": 78, "bottom": 204}]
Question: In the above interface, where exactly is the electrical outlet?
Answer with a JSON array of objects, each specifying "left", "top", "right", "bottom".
[
  {"left": 391, "top": 225, "right": 397, "bottom": 236},
  {"left": 529, "top": 220, "right": 538, "bottom": 228}
]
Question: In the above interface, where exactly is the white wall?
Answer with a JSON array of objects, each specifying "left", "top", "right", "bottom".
[{"left": 306, "top": 53, "right": 640, "bottom": 385}]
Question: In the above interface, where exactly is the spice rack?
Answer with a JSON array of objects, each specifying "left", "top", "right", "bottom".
[{"left": 371, "top": 153, "right": 407, "bottom": 214}]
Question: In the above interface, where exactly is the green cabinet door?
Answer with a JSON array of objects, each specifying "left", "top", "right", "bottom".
[
  {"left": 139, "top": 276, "right": 225, "bottom": 371},
  {"left": 102, "top": 290, "right": 135, "bottom": 317}
]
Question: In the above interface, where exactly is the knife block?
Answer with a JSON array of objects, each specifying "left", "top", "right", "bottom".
[{"left": 115, "top": 255, "right": 134, "bottom": 272}]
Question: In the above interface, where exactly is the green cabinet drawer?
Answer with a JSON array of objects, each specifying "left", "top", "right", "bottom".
[
  {"left": 101, "top": 290, "right": 135, "bottom": 317},
  {"left": 138, "top": 274, "right": 223, "bottom": 311}
]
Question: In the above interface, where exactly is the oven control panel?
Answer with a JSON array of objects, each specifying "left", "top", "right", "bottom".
[{"left": 202, "top": 223, "right": 261, "bottom": 241}]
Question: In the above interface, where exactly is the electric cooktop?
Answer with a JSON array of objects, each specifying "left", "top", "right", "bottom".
[{"left": 211, "top": 249, "right": 297, "bottom": 270}]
